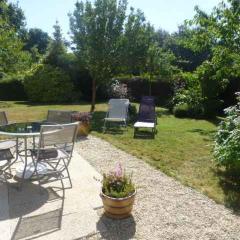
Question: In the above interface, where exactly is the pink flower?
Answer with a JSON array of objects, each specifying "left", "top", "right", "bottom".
[{"left": 114, "top": 163, "right": 123, "bottom": 178}]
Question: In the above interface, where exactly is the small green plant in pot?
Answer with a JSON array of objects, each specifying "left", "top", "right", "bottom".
[{"left": 100, "top": 163, "right": 136, "bottom": 219}]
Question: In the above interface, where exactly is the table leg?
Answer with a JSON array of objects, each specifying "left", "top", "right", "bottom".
[
  {"left": 19, "top": 137, "right": 28, "bottom": 190},
  {"left": 33, "top": 136, "right": 36, "bottom": 150}
]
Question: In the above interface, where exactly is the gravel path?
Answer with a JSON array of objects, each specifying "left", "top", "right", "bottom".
[{"left": 75, "top": 135, "right": 240, "bottom": 240}]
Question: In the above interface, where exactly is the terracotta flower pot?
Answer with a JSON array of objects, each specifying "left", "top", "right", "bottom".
[
  {"left": 78, "top": 122, "right": 90, "bottom": 136},
  {"left": 100, "top": 190, "right": 136, "bottom": 219}
]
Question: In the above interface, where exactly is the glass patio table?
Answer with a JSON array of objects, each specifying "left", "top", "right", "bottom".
[{"left": 0, "top": 122, "right": 46, "bottom": 179}]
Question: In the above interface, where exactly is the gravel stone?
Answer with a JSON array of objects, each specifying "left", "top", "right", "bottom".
[{"left": 75, "top": 135, "right": 240, "bottom": 240}]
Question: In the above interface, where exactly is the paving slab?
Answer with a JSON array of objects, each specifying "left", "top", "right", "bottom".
[{"left": 0, "top": 151, "right": 106, "bottom": 240}]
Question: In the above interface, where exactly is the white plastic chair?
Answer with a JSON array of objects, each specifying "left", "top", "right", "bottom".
[{"left": 103, "top": 99, "right": 130, "bottom": 132}]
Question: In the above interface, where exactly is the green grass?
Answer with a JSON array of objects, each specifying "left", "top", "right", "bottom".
[{"left": 1, "top": 101, "right": 239, "bottom": 209}]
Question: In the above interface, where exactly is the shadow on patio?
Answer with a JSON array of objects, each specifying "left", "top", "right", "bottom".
[{"left": 0, "top": 182, "right": 65, "bottom": 240}]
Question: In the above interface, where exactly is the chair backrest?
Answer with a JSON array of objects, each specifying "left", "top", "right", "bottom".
[
  {"left": 138, "top": 96, "right": 156, "bottom": 123},
  {"left": 39, "top": 122, "right": 79, "bottom": 149},
  {"left": 46, "top": 110, "right": 73, "bottom": 124},
  {"left": 0, "top": 112, "right": 8, "bottom": 126},
  {"left": 108, "top": 99, "right": 129, "bottom": 119}
]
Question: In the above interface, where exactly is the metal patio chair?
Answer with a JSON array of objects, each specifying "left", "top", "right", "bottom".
[
  {"left": 103, "top": 99, "right": 130, "bottom": 132},
  {"left": 0, "top": 111, "right": 8, "bottom": 126},
  {"left": 0, "top": 111, "right": 16, "bottom": 181},
  {"left": 29, "top": 122, "right": 79, "bottom": 189},
  {"left": 44, "top": 110, "right": 75, "bottom": 124},
  {"left": 134, "top": 96, "right": 157, "bottom": 138}
]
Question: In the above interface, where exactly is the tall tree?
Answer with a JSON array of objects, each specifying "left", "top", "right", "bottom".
[
  {"left": 44, "top": 21, "right": 67, "bottom": 67},
  {"left": 24, "top": 28, "right": 50, "bottom": 54},
  {"left": 120, "top": 7, "right": 154, "bottom": 75},
  {"left": 70, "top": 0, "right": 127, "bottom": 112},
  {"left": 0, "top": 0, "right": 27, "bottom": 39},
  {"left": 0, "top": 1, "right": 31, "bottom": 75}
]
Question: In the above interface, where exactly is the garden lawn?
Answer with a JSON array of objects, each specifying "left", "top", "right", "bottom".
[{"left": 0, "top": 101, "right": 232, "bottom": 207}]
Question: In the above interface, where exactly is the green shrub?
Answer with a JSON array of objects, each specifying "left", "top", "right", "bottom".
[
  {"left": 173, "top": 102, "right": 204, "bottom": 119},
  {"left": 128, "top": 104, "right": 137, "bottom": 122},
  {"left": 24, "top": 64, "right": 73, "bottom": 103},
  {"left": 203, "top": 99, "right": 223, "bottom": 118},
  {"left": 173, "top": 103, "right": 190, "bottom": 118},
  {"left": 0, "top": 75, "right": 27, "bottom": 100},
  {"left": 214, "top": 93, "right": 240, "bottom": 175}
]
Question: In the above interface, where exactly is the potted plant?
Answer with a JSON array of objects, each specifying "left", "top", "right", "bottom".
[
  {"left": 72, "top": 112, "right": 92, "bottom": 136},
  {"left": 100, "top": 163, "right": 136, "bottom": 219}
]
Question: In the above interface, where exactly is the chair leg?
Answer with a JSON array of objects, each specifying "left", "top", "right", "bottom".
[
  {"left": 152, "top": 128, "right": 155, "bottom": 139},
  {"left": 134, "top": 127, "right": 137, "bottom": 138},
  {"left": 62, "top": 158, "right": 72, "bottom": 189},
  {"left": 103, "top": 120, "right": 107, "bottom": 133}
]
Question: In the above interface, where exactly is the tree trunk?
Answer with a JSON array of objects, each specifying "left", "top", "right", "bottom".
[{"left": 90, "top": 78, "right": 96, "bottom": 112}]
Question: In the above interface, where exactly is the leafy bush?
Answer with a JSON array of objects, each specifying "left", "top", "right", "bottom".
[
  {"left": 102, "top": 163, "right": 135, "bottom": 198},
  {"left": 173, "top": 103, "right": 190, "bottom": 118},
  {"left": 214, "top": 93, "right": 240, "bottom": 175},
  {"left": 128, "top": 104, "right": 137, "bottom": 121},
  {"left": 172, "top": 86, "right": 204, "bottom": 118},
  {"left": 203, "top": 99, "right": 223, "bottom": 118},
  {"left": 0, "top": 75, "right": 27, "bottom": 100},
  {"left": 24, "top": 64, "right": 73, "bottom": 103},
  {"left": 173, "top": 102, "right": 204, "bottom": 119}
]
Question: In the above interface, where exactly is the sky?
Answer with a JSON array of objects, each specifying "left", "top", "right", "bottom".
[{"left": 10, "top": 0, "right": 222, "bottom": 39}]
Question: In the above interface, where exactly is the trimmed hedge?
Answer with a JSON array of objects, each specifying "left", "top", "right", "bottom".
[
  {"left": 117, "top": 77, "right": 173, "bottom": 106},
  {"left": 24, "top": 64, "right": 74, "bottom": 103},
  {"left": 0, "top": 77, "right": 27, "bottom": 100}
]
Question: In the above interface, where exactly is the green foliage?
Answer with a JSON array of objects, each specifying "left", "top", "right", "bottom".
[
  {"left": 0, "top": 0, "right": 26, "bottom": 37},
  {"left": 145, "top": 43, "right": 178, "bottom": 89},
  {"left": 173, "top": 103, "right": 190, "bottom": 118},
  {"left": 70, "top": 0, "right": 128, "bottom": 110},
  {"left": 0, "top": 19, "right": 32, "bottom": 74},
  {"left": 0, "top": 75, "right": 27, "bottom": 100},
  {"left": 44, "top": 21, "right": 67, "bottom": 67},
  {"left": 24, "top": 64, "right": 73, "bottom": 103},
  {"left": 170, "top": 0, "right": 240, "bottom": 118},
  {"left": 24, "top": 28, "right": 50, "bottom": 55},
  {"left": 102, "top": 163, "right": 135, "bottom": 198},
  {"left": 128, "top": 104, "right": 137, "bottom": 121},
  {"left": 120, "top": 7, "right": 154, "bottom": 75},
  {"left": 172, "top": 72, "right": 204, "bottom": 118},
  {"left": 214, "top": 93, "right": 240, "bottom": 174},
  {"left": 168, "top": 26, "right": 210, "bottom": 72},
  {"left": 0, "top": 1, "right": 32, "bottom": 75}
]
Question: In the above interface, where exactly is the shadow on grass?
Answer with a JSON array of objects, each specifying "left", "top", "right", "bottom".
[
  {"left": 12, "top": 101, "right": 97, "bottom": 107},
  {"left": 91, "top": 111, "right": 129, "bottom": 135},
  {"left": 134, "top": 129, "right": 155, "bottom": 139},
  {"left": 215, "top": 169, "right": 240, "bottom": 214},
  {"left": 189, "top": 129, "right": 216, "bottom": 139},
  {"left": 156, "top": 108, "right": 171, "bottom": 117}
]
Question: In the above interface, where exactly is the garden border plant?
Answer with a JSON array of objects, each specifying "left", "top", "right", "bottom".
[{"left": 214, "top": 92, "right": 240, "bottom": 176}]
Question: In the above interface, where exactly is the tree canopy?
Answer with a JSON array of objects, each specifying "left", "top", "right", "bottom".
[{"left": 70, "top": 0, "right": 127, "bottom": 111}]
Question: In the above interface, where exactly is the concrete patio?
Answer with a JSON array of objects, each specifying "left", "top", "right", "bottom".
[{"left": 0, "top": 152, "right": 108, "bottom": 240}]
